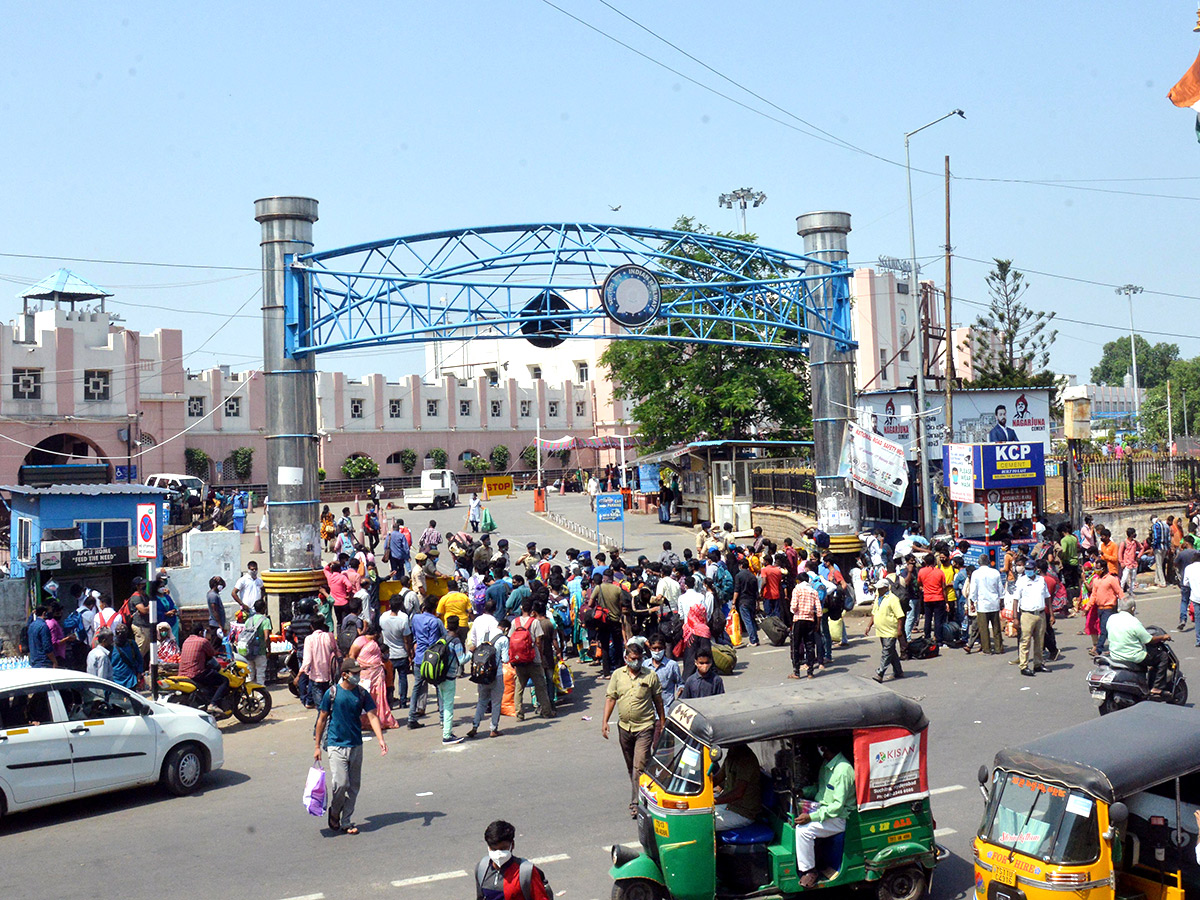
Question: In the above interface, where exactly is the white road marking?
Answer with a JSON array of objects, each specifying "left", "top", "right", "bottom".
[
  {"left": 282, "top": 715, "right": 309, "bottom": 723},
  {"left": 751, "top": 647, "right": 789, "bottom": 654},
  {"left": 601, "top": 841, "right": 641, "bottom": 851},
  {"left": 279, "top": 894, "right": 325, "bottom": 900},
  {"left": 391, "top": 870, "right": 469, "bottom": 887},
  {"left": 934, "top": 828, "right": 957, "bottom": 837},
  {"left": 530, "top": 853, "right": 571, "bottom": 864},
  {"left": 930, "top": 784, "right": 965, "bottom": 795}
]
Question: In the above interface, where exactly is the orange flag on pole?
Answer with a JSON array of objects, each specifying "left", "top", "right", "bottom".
[{"left": 1169, "top": 49, "right": 1200, "bottom": 108}]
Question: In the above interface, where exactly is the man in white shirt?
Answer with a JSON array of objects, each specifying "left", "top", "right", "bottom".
[
  {"left": 86, "top": 628, "right": 114, "bottom": 682},
  {"left": 968, "top": 556, "right": 1005, "bottom": 655},
  {"left": 677, "top": 575, "right": 711, "bottom": 623},
  {"left": 466, "top": 599, "right": 502, "bottom": 653},
  {"left": 1015, "top": 564, "right": 1050, "bottom": 676},
  {"left": 466, "top": 601, "right": 508, "bottom": 738},
  {"left": 654, "top": 568, "right": 682, "bottom": 615},
  {"left": 379, "top": 596, "right": 413, "bottom": 709},
  {"left": 232, "top": 561, "right": 264, "bottom": 616}
]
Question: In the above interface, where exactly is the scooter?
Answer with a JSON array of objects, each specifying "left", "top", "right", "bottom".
[
  {"left": 159, "top": 640, "right": 272, "bottom": 723},
  {"left": 1086, "top": 624, "right": 1188, "bottom": 715}
]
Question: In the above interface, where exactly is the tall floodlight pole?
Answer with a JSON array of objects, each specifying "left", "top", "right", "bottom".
[
  {"left": 719, "top": 188, "right": 767, "bottom": 234},
  {"left": 905, "top": 109, "right": 964, "bottom": 537},
  {"left": 1115, "top": 284, "right": 1144, "bottom": 436}
]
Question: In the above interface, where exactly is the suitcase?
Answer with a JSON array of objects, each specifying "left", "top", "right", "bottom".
[{"left": 758, "top": 615, "right": 788, "bottom": 647}]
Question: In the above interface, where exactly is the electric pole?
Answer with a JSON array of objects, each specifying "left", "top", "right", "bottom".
[{"left": 943, "top": 155, "right": 954, "bottom": 440}]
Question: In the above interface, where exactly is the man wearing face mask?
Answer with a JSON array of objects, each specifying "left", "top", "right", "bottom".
[
  {"left": 314, "top": 659, "right": 388, "bottom": 835},
  {"left": 602, "top": 641, "right": 665, "bottom": 818},
  {"left": 474, "top": 819, "right": 552, "bottom": 900}
]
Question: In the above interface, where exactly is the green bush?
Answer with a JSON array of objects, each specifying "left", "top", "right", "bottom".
[
  {"left": 342, "top": 454, "right": 380, "bottom": 480},
  {"left": 229, "top": 447, "right": 254, "bottom": 481},
  {"left": 520, "top": 445, "right": 539, "bottom": 468},
  {"left": 550, "top": 448, "right": 571, "bottom": 465},
  {"left": 429, "top": 447, "right": 449, "bottom": 469},
  {"left": 185, "top": 448, "right": 210, "bottom": 480},
  {"left": 490, "top": 444, "right": 511, "bottom": 472},
  {"left": 463, "top": 456, "right": 490, "bottom": 474},
  {"left": 318, "top": 467, "right": 326, "bottom": 482},
  {"left": 398, "top": 448, "right": 417, "bottom": 473}
]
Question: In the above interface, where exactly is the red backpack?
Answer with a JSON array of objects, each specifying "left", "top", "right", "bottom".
[{"left": 509, "top": 616, "right": 536, "bottom": 665}]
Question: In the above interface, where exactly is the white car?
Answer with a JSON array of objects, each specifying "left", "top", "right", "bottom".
[{"left": 0, "top": 669, "right": 224, "bottom": 817}]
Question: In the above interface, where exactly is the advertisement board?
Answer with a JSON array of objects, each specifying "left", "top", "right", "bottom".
[
  {"left": 941, "top": 443, "right": 1046, "bottom": 491},
  {"left": 946, "top": 444, "right": 974, "bottom": 503},
  {"left": 856, "top": 393, "right": 918, "bottom": 459},
  {"left": 483, "top": 476, "right": 513, "bottom": 497},
  {"left": 837, "top": 423, "right": 909, "bottom": 507},
  {"left": 853, "top": 726, "right": 929, "bottom": 811},
  {"left": 637, "top": 464, "right": 661, "bottom": 494}
]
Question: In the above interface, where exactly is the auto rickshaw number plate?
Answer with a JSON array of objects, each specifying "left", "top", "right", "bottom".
[
  {"left": 992, "top": 863, "right": 1017, "bottom": 887},
  {"left": 654, "top": 819, "right": 669, "bottom": 837}
]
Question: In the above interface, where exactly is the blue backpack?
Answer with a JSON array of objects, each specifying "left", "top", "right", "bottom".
[
  {"left": 62, "top": 609, "right": 89, "bottom": 644},
  {"left": 713, "top": 564, "right": 734, "bottom": 603}
]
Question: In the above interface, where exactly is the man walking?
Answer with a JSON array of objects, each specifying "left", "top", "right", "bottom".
[
  {"left": 468, "top": 492, "right": 483, "bottom": 533},
  {"left": 864, "top": 579, "right": 905, "bottom": 683},
  {"left": 509, "top": 598, "right": 554, "bottom": 721},
  {"left": 386, "top": 520, "right": 411, "bottom": 579},
  {"left": 731, "top": 558, "right": 760, "bottom": 647},
  {"left": 602, "top": 641, "right": 664, "bottom": 818},
  {"left": 1180, "top": 535, "right": 1200, "bottom": 638},
  {"left": 969, "top": 555, "right": 1005, "bottom": 654},
  {"left": 789, "top": 573, "right": 821, "bottom": 680},
  {"left": 27, "top": 606, "right": 55, "bottom": 668},
  {"left": 314, "top": 659, "right": 388, "bottom": 835},
  {"left": 1091, "top": 563, "right": 1125, "bottom": 655},
  {"left": 231, "top": 561, "right": 263, "bottom": 618}
]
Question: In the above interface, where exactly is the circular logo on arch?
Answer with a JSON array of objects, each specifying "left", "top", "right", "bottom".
[
  {"left": 601, "top": 264, "right": 661, "bottom": 327},
  {"left": 139, "top": 513, "right": 155, "bottom": 543}
]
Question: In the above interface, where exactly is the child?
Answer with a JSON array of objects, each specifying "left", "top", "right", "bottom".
[
  {"left": 439, "top": 615, "right": 470, "bottom": 745},
  {"left": 679, "top": 648, "right": 724, "bottom": 699}
]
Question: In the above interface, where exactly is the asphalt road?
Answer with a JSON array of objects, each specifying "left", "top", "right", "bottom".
[{"left": 5, "top": 497, "right": 1194, "bottom": 900}]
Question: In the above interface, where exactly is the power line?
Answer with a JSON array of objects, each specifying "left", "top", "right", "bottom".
[{"left": 0, "top": 250, "right": 258, "bottom": 272}]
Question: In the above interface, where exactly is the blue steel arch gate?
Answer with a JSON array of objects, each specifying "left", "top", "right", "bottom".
[{"left": 285, "top": 223, "right": 854, "bottom": 358}]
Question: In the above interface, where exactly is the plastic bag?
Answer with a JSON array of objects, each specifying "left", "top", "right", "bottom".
[
  {"left": 829, "top": 617, "right": 844, "bottom": 644},
  {"left": 480, "top": 508, "right": 497, "bottom": 533},
  {"left": 303, "top": 765, "right": 326, "bottom": 816},
  {"left": 554, "top": 659, "right": 574, "bottom": 694},
  {"left": 500, "top": 662, "right": 517, "bottom": 716},
  {"left": 727, "top": 609, "right": 743, "bottom": 647}
]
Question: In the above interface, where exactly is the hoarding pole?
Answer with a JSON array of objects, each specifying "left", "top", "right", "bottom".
[{"left": 148, "top": 560, "right": 158, "bottom": 701}]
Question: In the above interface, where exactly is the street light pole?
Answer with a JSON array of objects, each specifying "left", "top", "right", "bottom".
[
  {"left": 905, "top": 109, "right": 964, "bottom": 538},
  {"left": 1115, "top": 284, "right": 1144, "bottom": 437},
  {"left": 718, "top": 188, "right": 767, "bottom": 234}
]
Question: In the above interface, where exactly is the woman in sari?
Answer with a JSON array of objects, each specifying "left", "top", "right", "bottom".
[
  {"left": 681, "top": 601, "right": 712, "bottom": 681},
  {"left": 320, "top": 505, "right": 336, "bottom": 552},
  {"left": 349, "top": 623, "right": 397, "bottom": 729}
]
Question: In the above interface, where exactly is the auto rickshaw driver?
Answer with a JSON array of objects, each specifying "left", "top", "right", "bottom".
[
  {"left": 712, "top": 743, "right": 762, "bottom": 832},
  {"left": 795, "top": 741, "right": 857, "bottom": 888}
]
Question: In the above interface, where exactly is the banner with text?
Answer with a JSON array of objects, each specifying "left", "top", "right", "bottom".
[
  {"left": 838, "top": 423, "right": 909, "bottom": 507},
  {"left": 854, "top": 726, "right": 929, "bottom": 811}
]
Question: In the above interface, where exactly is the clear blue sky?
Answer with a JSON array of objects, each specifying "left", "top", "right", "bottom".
[{"left": 2, "top": 2, "right": 1199, "bottom": 382}]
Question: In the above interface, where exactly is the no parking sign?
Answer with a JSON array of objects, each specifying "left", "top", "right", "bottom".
[{"left": 137, "top": 503, "right": 157, "bottom": 560}]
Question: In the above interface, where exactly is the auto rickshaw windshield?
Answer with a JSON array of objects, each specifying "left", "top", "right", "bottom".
[
  {"left": 981, "top": 771, "right": 1101, "bottom": 865},
  {"left": 646, "top": 724, "right": 706, "bottom": 796}
]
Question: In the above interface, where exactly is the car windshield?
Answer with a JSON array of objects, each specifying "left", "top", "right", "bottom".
[
  {"left": 179, "top": 477, "right": 203, "bottom": 492},
  {"left": 982, "top": 771, "right": 1100, "bottom": 864},
  {"left": 646, "top": 724, "right": 705, "bottom": 796}
]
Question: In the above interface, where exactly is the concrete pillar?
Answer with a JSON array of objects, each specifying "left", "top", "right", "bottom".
[
  {"left": 255, "top": 197, "right": 322, "bottom": 585},
  {"left": 796, "top": 211, "right": 859, "bottom": 540}
]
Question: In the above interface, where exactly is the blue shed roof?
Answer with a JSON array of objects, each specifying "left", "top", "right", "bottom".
[
  {"left": 19, "top": 268, "right": 112, "bottom": 301},
  {"left": 0, "top": 484, "right": 170, "bottom": 497}
]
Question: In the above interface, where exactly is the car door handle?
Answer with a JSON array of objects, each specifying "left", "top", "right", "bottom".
[{"left": 70, "top": 726, "right": 90, "bottom": 734}]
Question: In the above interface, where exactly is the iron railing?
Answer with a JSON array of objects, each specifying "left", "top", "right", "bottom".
[
  {"left": 749, "top": 457, "right": 818, "bottom": 517},
  {"left": 1077, "top": 454, "right": 1200, "bottom": 510}
]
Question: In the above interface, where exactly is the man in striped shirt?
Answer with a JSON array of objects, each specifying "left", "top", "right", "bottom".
[{"left": 789, "top": 574, "right": 822, "bottom": 679}]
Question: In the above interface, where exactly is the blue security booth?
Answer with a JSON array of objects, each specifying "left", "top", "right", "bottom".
[{"left": 2, "top": 483, "right": 171, "bottom": 609}]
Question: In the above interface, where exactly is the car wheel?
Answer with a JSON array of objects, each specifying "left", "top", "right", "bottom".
[
  {"left": 878, "top": 865, "right": 926, "bottom": 900},
  {"left": 162, "top": 743, "right": 206, "bottom": 796},
  {"left": 611, "top": 879, "right": 663, "bottom": 900},
  {"left": 234, "top": 687, "right": 272, "bottom": 723}
]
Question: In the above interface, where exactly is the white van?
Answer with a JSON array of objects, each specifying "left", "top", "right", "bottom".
[{"left": 144, "top": 473, "right": 206, "bottom": 500}]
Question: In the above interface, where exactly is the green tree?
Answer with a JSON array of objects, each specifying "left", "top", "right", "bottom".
[
  {"left": 489, "top": 444, "right": 511, "bottom": 471},
  {"left": 341, "top": 454, "right": 379, "bottom": 479},
  {"left": 463, "top": 455, "right": 489, "bottom": 474},
  {"left": 1140, "top": 356, "right": 1200, "bottom": 445},
  {"left": 600, "top": 216, "right": 811, "bottom": 451},
  {"left": 184, "top": 448, "right": 210, "bottom": 480},
  {"left": 428, "top": 447, "right": 449, "bottom": 469},
  {"left": 520, "top": 445, "right": 539, "bottom": 468},
  {"left": 228, "top": 447, "right": 254, "bottom": 481},
  {"left": 397, "top": 448, "right": 417, "bottom": 473},
  {"left": 966, "top": 259, "right": 1059, "bottom": 390},
  {"left": 1090, "top": 335, "right": 1179, "bottom": 390}
]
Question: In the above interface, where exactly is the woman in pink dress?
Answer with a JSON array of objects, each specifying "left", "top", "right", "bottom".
[{"left": 349, "top": 624, "right": 397, "bottom": 730}]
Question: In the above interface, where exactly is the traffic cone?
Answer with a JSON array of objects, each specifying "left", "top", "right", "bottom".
[
  {"left": 252, "top": 528, "right": 263, "bottom": 554},
  {"left": 354, "top": 495, "right": 361, "bottom": 515},
  {"left": 482, "top": 481, "right": 489, "bottom": 501}
]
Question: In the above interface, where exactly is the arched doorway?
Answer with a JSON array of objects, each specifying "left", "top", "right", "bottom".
[{"left": 20, "top": 433, "right": 112, "bottom": 485}]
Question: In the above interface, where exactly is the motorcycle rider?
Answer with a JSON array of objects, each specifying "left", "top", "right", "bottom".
[
  {"left": 1106, "top": 597, "right": 1173, "bottom": 698},
  {"left": 179, "top": 623, "right": 229, "bottom": 715}
]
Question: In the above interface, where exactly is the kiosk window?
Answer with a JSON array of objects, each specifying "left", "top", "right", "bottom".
[{"left": 76, "top": 520, "right": 130, "bottom": 550}]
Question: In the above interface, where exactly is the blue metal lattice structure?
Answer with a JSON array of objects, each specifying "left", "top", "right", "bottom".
[{"left": 285, "top": 223, "right": 853, "bottom": 357}]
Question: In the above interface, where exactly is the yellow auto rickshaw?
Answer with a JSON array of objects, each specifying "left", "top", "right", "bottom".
[{"left": 976, "top": 703, "right": 1200, "bottom": 900}]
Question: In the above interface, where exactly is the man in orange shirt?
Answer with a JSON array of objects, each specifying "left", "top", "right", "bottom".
[
  {"left": 761, "top": 554, "right": 785, "bottom": 619},
  {"left": 1090, "top": 566, "right": 1124, "bottom": 655},
  {"left": 916, "top": 554, "right": 948, "bottom": 643},
  {"left": 1099, "top": 527, "right": 1119, "bottom": 577}
]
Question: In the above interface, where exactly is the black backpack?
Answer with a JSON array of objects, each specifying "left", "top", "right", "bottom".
[
  {"left": 824, "top": 588, "right": 846, "bottom": 621},
  {"left": 469, "top": 641, "right": 499, "bottom": 685},
  {"left": 475, "top": 857, "right": 551, "bottom": 900},
  {"left": 904, "top": 636, "right": 939, "bottom": 660}
]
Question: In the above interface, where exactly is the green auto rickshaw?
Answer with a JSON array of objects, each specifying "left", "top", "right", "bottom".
[{"left": 610, "top": 674, "right": 942, "bottom": 900}]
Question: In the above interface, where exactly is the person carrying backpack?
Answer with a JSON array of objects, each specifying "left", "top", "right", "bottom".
[
  {"left": 238, "top": 599, "right": 273, "bottom": 685},
  {"left": 475, "top": 819, "right": 552, "bottom": 900},
  {"left": 509, "top": 597, "right": 554, "bottom": 721},
  {"left": 466, "top": 600, "right": 508, "bottom": 738},
  {"left": 407, "top": 596, "right": 446, "bottom": 729}
]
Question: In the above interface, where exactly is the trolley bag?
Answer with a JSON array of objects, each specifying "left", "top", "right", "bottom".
[
  {"left": 711, "top": 641, "right": 737, "bottom": 675},
  {"left": 758, "top": 615, "right": 788, "bottom": 647}
]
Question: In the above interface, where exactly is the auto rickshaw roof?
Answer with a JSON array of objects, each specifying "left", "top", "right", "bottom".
[
  {"left": 667, "top": 674, "right": 928, "bottom": 746},
  {"left": 993, "top": 703, "right": 1200, "bottom": 804}
]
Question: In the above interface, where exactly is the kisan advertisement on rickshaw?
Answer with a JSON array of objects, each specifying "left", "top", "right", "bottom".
[{"left": 854, "top": 727, "right": 929, "bottom": 810}]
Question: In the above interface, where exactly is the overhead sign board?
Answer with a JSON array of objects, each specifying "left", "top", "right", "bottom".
[
  {"left": 942, "top": 443, "right": 1046, "bottom": 491},
  {"left": 136, "top": 503, "right": 157, "bottom": 560},
  {"left": 601, "top": 265, "right": 661, "bottom": 327},
  {"left": 40, "top": 545, "right": 131, "bottom": 571}
]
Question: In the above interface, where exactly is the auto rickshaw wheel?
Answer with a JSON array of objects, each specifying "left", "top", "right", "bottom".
[
  {"left": 611, "top": 878, "right": 663, "bottom": 900},
  {"left": 878, "top": 864, "right": 926, "bottom": 900}
]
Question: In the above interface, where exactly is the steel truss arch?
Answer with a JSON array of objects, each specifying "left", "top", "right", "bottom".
[{"left": 286, "top": 222, "right": 853, "bottom": 358}]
